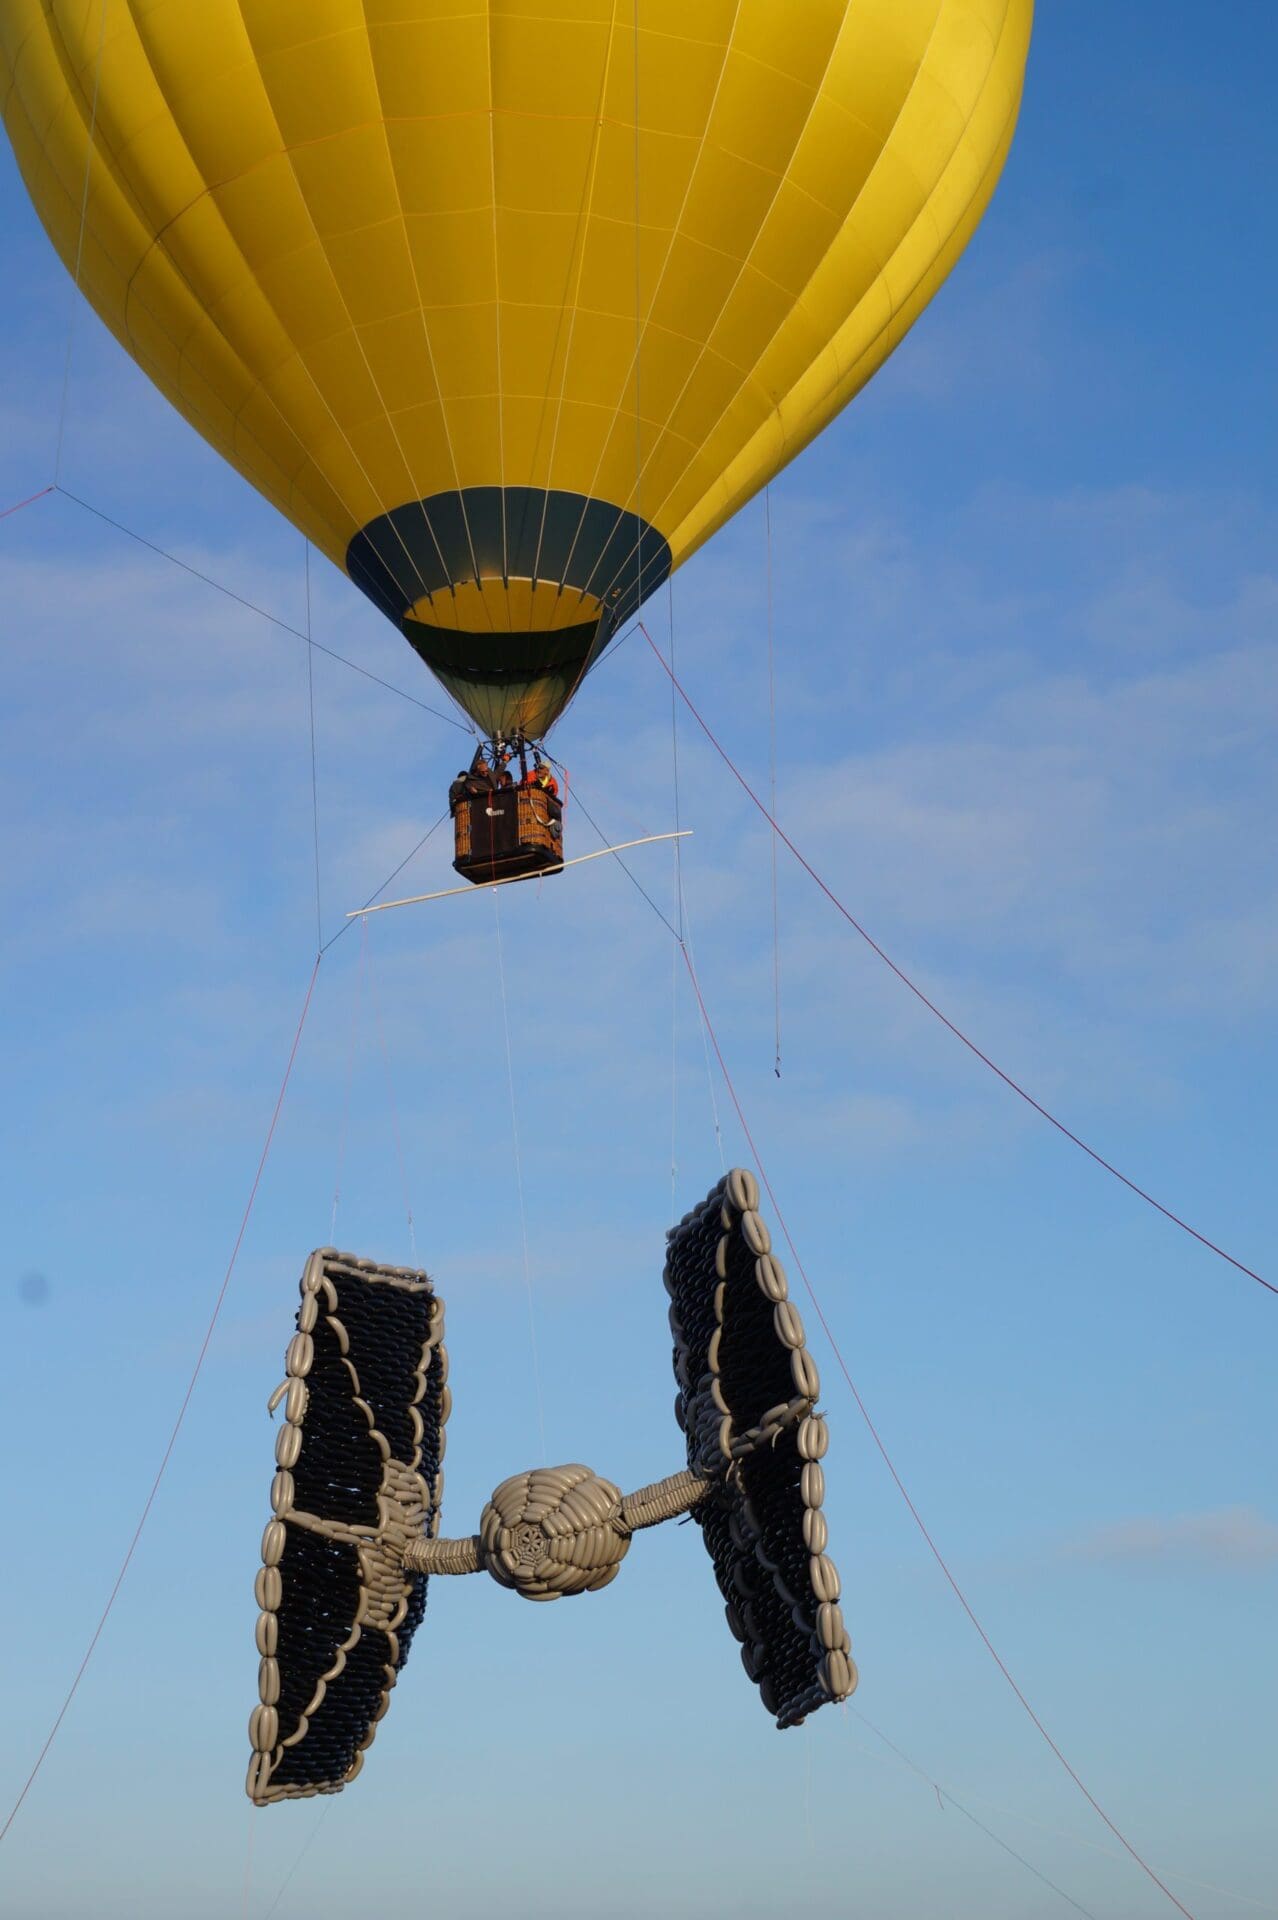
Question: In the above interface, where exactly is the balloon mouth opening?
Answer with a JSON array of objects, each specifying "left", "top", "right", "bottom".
[{"left": 405, "top": 577, "right": 604, "bottom": 636}]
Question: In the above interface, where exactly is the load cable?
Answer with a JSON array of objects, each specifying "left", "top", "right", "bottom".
[
  {"left": 675, "top": 940, "right": 1198, "bottom": 1920},
  {"left": 492, "top": 891, "right": 548, "bottom": 1462},
  {"left": 303, "top": 541, "right": 322, "bottom": 952},
  {"left": 764, "top": 487, "right": 782, "bottom": 1076},
  {"left": 641, "top": 623, "right": 1272, "bottom": 1300},
  {"left": 848, "top": 1710, "right": 1100, "bottom": 1920},
  {"left": 0, "top": 957, "right": 321, "bottom": 1848},
  {"left": 0, "top": 485, "right": 55, "bottom": 521},
  {"left": 365, "top": 920, "right": 417, "bottom": 1265},
  {"left": 52, "top": 487, "right": 472, "bottom": 729},
  {"left": 580, "top": 786, "right": 1199, "bottom": 1920},
  {"left": 53, "top": 0, "right": 106, "bottom": 485},
  {"left": 319, "top": 812, "right": 451, "bottom": 956}
]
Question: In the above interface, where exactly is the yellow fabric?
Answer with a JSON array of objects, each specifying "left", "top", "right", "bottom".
[{"left": 1, "top": 1, "right": 1032, "bottom": 681}]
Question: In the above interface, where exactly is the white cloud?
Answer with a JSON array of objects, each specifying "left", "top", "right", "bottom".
[{"left": 1067, "top": 1506, "right": 1278, "bottom": 1570}]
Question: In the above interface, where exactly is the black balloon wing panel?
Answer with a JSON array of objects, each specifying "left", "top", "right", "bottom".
[
  {"left": 247, "top": 1251, "right": 448, "bottom": 1805},
  {"left": 665, "top": 1172, "right": 856, "bottom": 1728}
]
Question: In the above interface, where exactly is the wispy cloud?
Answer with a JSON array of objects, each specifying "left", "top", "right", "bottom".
[{"left": 1067, "top": 1506, "right": 1278, "bottom": 1569}]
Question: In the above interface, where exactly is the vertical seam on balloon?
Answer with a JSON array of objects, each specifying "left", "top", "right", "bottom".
[
  {"left": 226, "top": 0, "right": 456, "bottom": 623},
  {"left": 646, "top": 0, "right": 1007, "bottom": 540},
  {"left": 661, "top": 8, "right": 1022, "bottom": 559},
  {"left": 357, "top": 6, "right": 490, "bottom": 622},
  {"left": 52, "top": 0, "right": 107, "bottom": 487},
  {"left": 528, "top": 4, "right": 621, "bottom": 608},
  {"left": 483, "top": 4, "right": 509, "bottom": 612},
  {"left": 553, "top": 1, "right": 745, "bottom": 599},
  {"left": 92, "top": 0, "right": 445, "bottom": 608},
  {"left": 38, "top": 3, "right": 320, "bottom": 515},
  {"left": 590, "top": 7, "right": 864, "bottom": 586}
]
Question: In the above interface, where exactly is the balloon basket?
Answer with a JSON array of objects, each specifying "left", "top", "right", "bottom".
[{"left": 452, "top": 785, "right": 564, "bottom": 886}]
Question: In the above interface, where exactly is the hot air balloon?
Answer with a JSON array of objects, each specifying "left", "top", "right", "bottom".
[{"left": 1, "top": 0, "right": 1032, "bottom": 880}]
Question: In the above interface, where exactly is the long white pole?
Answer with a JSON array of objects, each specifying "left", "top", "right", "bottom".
[{"left": 347, "top": 831, "right": 693, "bottom": 919}]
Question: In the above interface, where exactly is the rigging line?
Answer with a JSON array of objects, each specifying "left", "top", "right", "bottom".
[
  {"left": 0, "top": 956, "right": 321, "bottom": 1850},
  {"left": 241, "top": 1804, "right": 256, "bottom": 1920},
  {"left": 483, "top": 4, "right": 508, "bottom": 595},
  {"left": 675, "top": 869, "right": 726, "bottom": 1173},
  {"left": 492, "top": 890, "right": 548, "bottom": 1462},
  {"left": 362, "top": 36, "right": 486, "bottom": 616},
  {"left": 631, "top": 0, "right": 644, "bottom": 618},
  {"left": 529, "top": 7, "right": 621, "bottom": 594},
  {"left": 669, "top": 579, "right": 683, "bottom": 1219},
  {"left": 259, "top": 1804, "right": 331, "bottom": 1920},
  {"left": 562, "top": 773, "right": 722, "bottom": 1165},
  {"left": 304, "top": 541, "right": 322, "bottom": 953},
  {"left": 364, "top": 918, "right": 417, "bottom": 1265},
  {"left": 331, "top": 926, "right": 367, "bottom": 1244},
  {"left": 553, "top": 776, "right": 680, "bottom": 940},
  {"left": 52, "top": 487, "right": 471, "bottom": 731},
  {"left": 318, "top": 812, "right": 450, "bottom": 956},
  {"left": 930, "top": 1794, "right": 1278, "bottom": 1916},
  {"left": 641, "top": 623, "right": 1274, "bottom": 1299},
  {"left": 764, "top": 487, "right": 781, "bottom": 1076},
  {"left": 848, "top": 1709, "right": 1101, "bottom": 1920},
  {"left": 555, "top": 1, "right": 745, "bottom": 599},
  {"left": 0, "top": 485, "right": 55, "bottom": 521},
  {"left": 668, "top": 578, "right": 685, "bottom": 940},
  {"left": 53, "top": 0, "right": 107, "bottom": 485},
  {"left": 675, "top": 940, "right": 1197, "bottom": 1920}
]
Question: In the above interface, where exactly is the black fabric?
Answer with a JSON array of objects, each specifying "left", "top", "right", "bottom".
[
  {"left": 269, "top": 1259, "right": 444, "bottom": 1793},
  {"left": 345, "top": 486, "right": 672, "bottom": 664},
  {"left": 665, "top": 1185, "right": 831, "bottom": 1729}
]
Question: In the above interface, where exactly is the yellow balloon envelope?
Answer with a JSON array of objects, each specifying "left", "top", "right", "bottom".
[{"left": 1, "top": 1, "right": 1032, "bottom": 738}]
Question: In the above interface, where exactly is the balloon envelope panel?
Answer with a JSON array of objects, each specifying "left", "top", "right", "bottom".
[{"left": 1, "top": 1, "right": 1032, "bottom": 734}]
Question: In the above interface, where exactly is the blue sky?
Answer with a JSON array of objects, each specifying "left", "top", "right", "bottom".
[{"left": 2, "top": 6, "right": 1276, "bottom": 1918}]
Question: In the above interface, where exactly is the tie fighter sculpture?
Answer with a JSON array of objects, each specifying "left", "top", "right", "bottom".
[{"left": 247, "top": 1170, "right": 857, "bottom": 1805}]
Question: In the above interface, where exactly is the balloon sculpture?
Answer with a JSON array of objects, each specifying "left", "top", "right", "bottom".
[
  {"left": 1, "top": 1, "right": 1032, "bottom": 746},
  {"left": 248, "top": 1171, "right": 850, "bottom": 1802},
  {"left": 1, "top": 5, "right": 1034, "bottom": 1785}
]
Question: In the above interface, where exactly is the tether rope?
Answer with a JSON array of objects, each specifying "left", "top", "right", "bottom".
[
  {"left": 764, "top": 487, "right": 781, "bottom": 1077},
  {"left": 303, "top": 541, "right": 322, "bottom": 951},
  {"left": 365, "top": 919, "right": 417, "bottom": 1265},
  {"left": 259, "top": 1804, "right": 330, "bottom": 1920},
  {"left": 318, "top": 812, "right": 451, "bottom": 957},
  {"left": 492, "top": 890, "right": 548, "bottom": 1462},
  {"left": 52, "top": 486, "right": 471, "bottom": 730},
  {"left": 240, "top": 1803, "right": 256, "bottom": 1920},
  {"left": 675, "top": 941, "right": 1198, "bottom": 1920},
  {"left": 0, "top": 957, "right": 321, "bottom": 1848},
  {"left": 53, "top": 0, "right": 107, "bottom": 485},
  {"left": 571, "top": 786, "right": 1200, "bottom": 1920},
  {"left": 561, "top": 772, "right": 724, "bottom": 1166},
  {"left": 641, "top": 623, "right": 1273, "bottom": 1299},
  {"left": 848, "top": 1710, "right": 1100, "bottom": 1920},
  {"left": 0, "top": 486, "right": 55, "bottom": 521},
  {"left": 330, "top": 925, "right": 366, "bottom": 1245}
]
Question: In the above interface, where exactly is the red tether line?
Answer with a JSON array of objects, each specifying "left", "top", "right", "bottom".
[
  {"left": 0, "top": 956, "right": 321, "bottom": 1848},
  {"left": 0, "top": 485, "right": 54, "bottom": 521},
  {"left": 676, "top": 942, "right": 1196, "bottom": 1920},
  {"left": 641, "top": 623, "right": 1273, "bottom": 1300}
]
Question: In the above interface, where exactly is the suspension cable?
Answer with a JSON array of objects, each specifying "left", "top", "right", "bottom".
[
  {"left": 0, "top": 957, "right": 321, "bottom": 1847},
  {"left": 675, "top": 940, "right": 1197, "bottom": 1920},
  {"left": 492, "top": 890, "right": 547, "bottom": 1461},
  {"left": 641, "top": 623, "right": 1272, "bottom": 1300}
]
